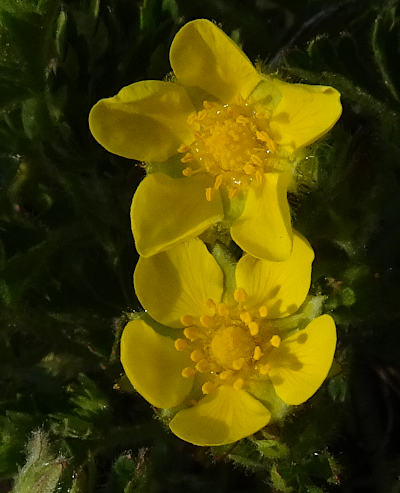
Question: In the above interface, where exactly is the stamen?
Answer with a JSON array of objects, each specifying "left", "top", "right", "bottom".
[
  {"left": 206, "top": 298, "right": 216, "bottom": 310},
  {"left": 259, "top": 363, "right": 271, "bottom": 375},
  {"left": 243, "top": 163, "right": 256, "bottom": 175},
  {"left": 233, "top": 287, "right": 247, "bottom": 303},
  {"left": 174, "top": 338, "right": 188, "bottom": 351},
  {"left": 180, "top": 153, "right": 193, "bottom": 163},
  {"left": 259, "top": 305, "right": 268, "bottom": 318},
  {"left": 202, "top": 381, "right": 216, "bottom": 395},
  {"left": 182, "top": 167, "right": 194, "bottom": 176},
  {"left": 219, "top": 369, "right": 233, "bottom": 380},
  {"left": 214, "top": 174, "right": 223, "bottom": 190},
  {"left": 270, "top": 335, "right": 281, "bottom": 348},
  {"left": 190, "top": 349, "right": 205, "bottom": 363},
  {"left": 232, "top": 358, "right": 245, "bottom": 370},
  {"left": 200, "top": 315, "right": 214, "bottom": 328},
  {"left": 177, "top": 144, "right": 189, "bottom": 153},
  {"left": 240, "top": 311, "right": 252, "bottom": 325},
  {"left": 228, "top": 187, "right": 239, "bottom": 199},
  {"left": 217, "top": 303, "right": 230, "bottom": 317},
  {"left": 255, "top": 170, "right": 264, "bottom": 185},
  {"left": 233, "top": 378, "right": 244, "bottom": 390},
  {"left": 250, "top": 154, "right": 262, "bottom": 166},
  {"left": 253, "top": 346, "right": 263, "bottom": 361},
  {"left": 236, "top": 115, "right": 249, "bottom": 125},
  {"left": 180, "top": 314, "right": 194, "bottom": 326},
  {"left": 195, "top": 359, "right": 209, "bottom": 373},
  {"left": 249, "top": 321, "right": 259, "bottom": 336},
  {"left": 205, "top": 187, "right": 214, "bottom": 202},
  {"left": 183, "top": 327, "right": 200, "bottom": 341},
  {"left": 181, "top": 367, "right": 195, "bottom": 378}
]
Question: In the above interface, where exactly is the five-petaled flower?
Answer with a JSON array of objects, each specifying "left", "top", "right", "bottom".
[
  {"left": 120, "top": 235, "right": 336, "bottom": 446},
  {"left": 89, "top": 19, "right": 342, "bottom": 261}
]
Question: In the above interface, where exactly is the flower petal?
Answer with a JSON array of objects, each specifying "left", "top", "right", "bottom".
[
  {"left": 269, "top": 315, "right": 337, "bottom": 405},
  {"left": 230, "top": 172, "right": 292, "bottom": 261},
  {"left": 131, "top": 173, "right": 224, "bottom": 257},
  {"left": 235, "top": 231, "right": 314, "bottom": 318},
  {"left": 170, "top": 19, "right": 261, "bottom": 103},
  {"left": 89, "top": 80, "right": 194, "bottom": 162},
  {"left": 169, "top": 385, "right": 271, "bottom": 446},
  {"left": 269, "top": 80, "right": 342, "bottom": 152},
  {"left": 120, "top": 319, "right": 193, "bottom": 408},
  {"left": 134, "top": 238, "right": 224, "bottom": 328}
]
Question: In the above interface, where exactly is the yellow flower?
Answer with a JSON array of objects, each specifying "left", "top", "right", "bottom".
[
  {"left": 89, "top": 19, "right": 342, "bottom": 261},
  {"left": 120, "top": 234, "right": 336, "bottom": 446}
]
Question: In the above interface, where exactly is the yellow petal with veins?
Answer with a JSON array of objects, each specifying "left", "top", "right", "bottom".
[
  {"left": 268, "top": 315, "right": 336, "bottom": 405},
  {"left": 231, "top": 172, "right": 292, "bottom": 261},
  {"left": 170, "top": 19, "right": 261, "bottom": 103},
  {"left": 269, "top": 79, "right": 342, "bottom": 152},
  {"left": 134, "top": 238, "right": 224, "bottom": 328},
  {"left": 131, "top": 173, "right": 224, "bottom": 257},
  {"left": 235, "top": 231, "right": 314, "bottom": 318},
  {"left": 169, "top": 385, "right": 271, "bottom": 445},
  {"left": 89, "top": 80, "right": 194, "bottom": 162},
  {"left": 121, "top": 319, "right": 193, "bottom": 408}
]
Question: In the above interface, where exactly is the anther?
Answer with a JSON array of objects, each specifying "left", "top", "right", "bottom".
[
  {"left": 174, "top": 338, "right": 188, "bottom": 351},
  {"left": 180, "top": 314, "right": 194, "bottom": 326},
  {"left": 236, "top": 115, "right": 249, "bottom": 125},
  {"left": 177, "top": 144, "right": 189, "bottom": 153},
  {"left": 243, "top": 163, "right": 256, "bottom": 175},
  {"left": 250, "top": 154, "right": 263, "bottom": 166},
  {"left": 259, "top": 306, "right": 268, "bottom": 318},
  {"left": 232, "top": 358, "right": 245, "bottom": 370},
  {"left": 249, "top": 321, "right": 259, "bottom": 336},
  {"left": 205, "top": 187, "right": 214, "bottom": 202},
  {"left": 219, "top": 369, "right": 233, "bottom": 380},
  {"left": 217, "top": 303, "right": 230, "bottom": 317},
  {"left": 255, "top": 170, "right": 264, "bottom": 185},
  {"left": 270, "top": 335, "right": 281, "bottom": 348},
  {"left": 259, "top": 363, "right": 271, "bottom": 375},
  {"left": 180, "top": 153, "right": 193, "bottom": 163},
  {"left": 195, "top": 359, "right": 210, "bottom": 373},
  {"left": 240, "top": 311, "right": 252, "bottom": 325},
  {"left": 234, "top": 287, "right": 247, "bottom": 303},
  {"left": 228, "top": 187, "right": 239, "bottom": 199},
  {"left": 253, "top": 347, "right": 262, "bottom": 361},
  {"left": 233, "top": 378, "right": 244, "bottom": 390},
  {"left": 200, "top": 315, "right": 214, "bottom": 328},
  {"left": 181, "top": 367, "right": 195, "bottom": 378},
  {"left": 190, "top": 349, "right": 205, "bottom": 363},
  {"left": 214, "top": 174, "right": 223, "bottom": 190},
  {"left": 183, "top": 327, "right": 200, "bottom": 341},
  {"left": 202, "top": 381, "right": 216, "bottom": 395},
  {"left": 182, "top": 167, "right": 194, "bottom": 176}
]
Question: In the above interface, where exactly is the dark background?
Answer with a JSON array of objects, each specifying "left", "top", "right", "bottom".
[{"left": 1, "top": 0, "right": 400, "bottom": 491}]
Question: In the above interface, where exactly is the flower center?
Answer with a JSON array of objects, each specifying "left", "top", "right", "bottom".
[
  {"left": 174, "top": 288, "right": 282, "bottom": 395},
  {"left": 177, "top": 98, "right": 278, "bottom": 200},
  {"left": 210, "top": 325, "right": 254, "bottom": 370}
]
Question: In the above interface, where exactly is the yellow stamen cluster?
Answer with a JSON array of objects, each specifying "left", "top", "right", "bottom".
[
  {"left": 175, "top": 288, "right": 282, "bottom": 395},
  {"left": 177, "top": 98, "right": 277, "bottom": 200}
]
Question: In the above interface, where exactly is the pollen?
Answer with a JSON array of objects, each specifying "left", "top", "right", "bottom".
[
  {"left": 178, "top": 100, "right": 277, "bottom": 197},
  {"left": 234, "top": 287, "right": 247, "bottom": 303},
  {"left": 202, "top": 381, "right": 216, "bottom": 395},
  {"left": 182, "top": 367, "right": 195, "bottom": 378},
  {"left": 174, "top": 338, "right": 188, "bottom": 351},
  {"left": 190, "top": 349, "right": 205, "bottom": 362},
  {"left": 270, "top": 335, "right": 281, "bottom": 348},
  {"left": 174, "top": 296, "right": 284, "bottom": 396}
]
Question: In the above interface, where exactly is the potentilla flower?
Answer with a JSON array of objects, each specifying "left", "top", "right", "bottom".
[
  {"left": 89, "top": 19, "right": 342, "bottom": 261},
  {"left": 120, "top": 235, "right": 336, "bottom": 446}
]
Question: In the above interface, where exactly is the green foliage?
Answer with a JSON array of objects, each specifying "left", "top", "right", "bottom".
[{"left": 0, "top": 0, "right": 400, "bottom": 491}]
